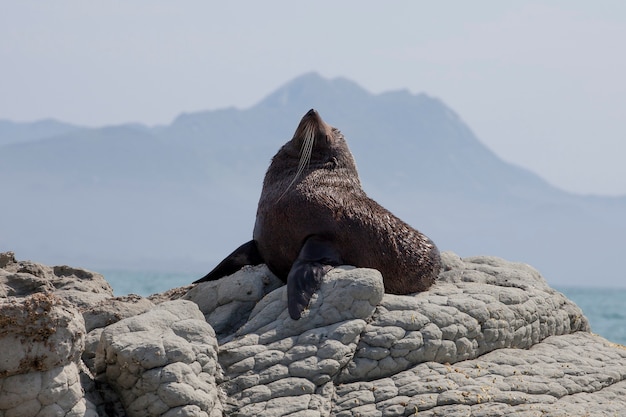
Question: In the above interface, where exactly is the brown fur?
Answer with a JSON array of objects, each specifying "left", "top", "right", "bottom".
[{"left": 253, "top": 109, "right": 441, "bottom": 294}]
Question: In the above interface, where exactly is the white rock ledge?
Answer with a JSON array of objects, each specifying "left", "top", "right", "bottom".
[{"left": 1, "top": 250, "right": 625, "bottom": 417}]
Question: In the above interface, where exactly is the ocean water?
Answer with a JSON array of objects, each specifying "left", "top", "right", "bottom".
[
  {"left": 101, "top": 270, "right": 626, "bottom": 346},
  {"left": 100, "top": 269, "right": 198, "bottom": 298},
  {"left": 558, "top": 286, "right": 626, "bottom": 346}
]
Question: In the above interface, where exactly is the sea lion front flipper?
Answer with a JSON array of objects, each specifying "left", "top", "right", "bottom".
[
  {"left": 287, "top": 236, "right": 342, "bottom": 320},
  {"left": 194, "top": 240, "right": 263, "bottom": 283}
]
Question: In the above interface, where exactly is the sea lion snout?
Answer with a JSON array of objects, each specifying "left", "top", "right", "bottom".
[
  {"left": 294, "top": 108, "right": 332, "bottom": 142},
  {"left": 303, "top": 108, "right": 321, "bottom": 122}
]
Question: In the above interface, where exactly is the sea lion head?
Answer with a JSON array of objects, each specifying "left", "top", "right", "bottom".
[{"left": 269, "top": 109, "right": 360, "bottom": 199}]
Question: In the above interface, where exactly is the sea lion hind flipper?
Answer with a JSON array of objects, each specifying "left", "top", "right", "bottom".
[
  {"left": 287, "top": 236, "right": 342, "bottom": 320},
  {"left": 194, "top": 240, "right": 263, "bottom": 283}
]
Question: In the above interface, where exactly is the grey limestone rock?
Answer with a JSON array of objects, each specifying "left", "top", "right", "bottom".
[
  {"left": 0, "top": 291, "right": 97, "bottom": 417},
  {"left": 183, "top": 265, "right": 283, "bottom": 340},
  {"left": 82, "top": 295, "right": 156, "bottom": 372},
  {"left": 0, "top": 255, "right": 113, "bottom": 308},
  {"left": 2, "top": 250, "right": 626, "bottom": 417},
  {"left": 83, "top": 295, "right": 156, "bottom": 333},
  {"left": 333, "top": 332, "right": 626, "bottom": 416},
  {"left": 217, "top": 266, "right": 384, "bottom": 416},
  {"left": 94, "top": 300, "right": 224, "bottom": 417},
  {"left": 0, "top": 292, "right": 85, "bottom": 378},
  {"left": 337, "top": 252, "right": 589, "bottom": 383}
]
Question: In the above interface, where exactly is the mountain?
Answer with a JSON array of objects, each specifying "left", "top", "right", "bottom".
[
  {"left": 1, "top": 73, "right": 624, "bottom": 288},
  {"left": 0, "top": 118, "right": 83, "bottom": 146}
]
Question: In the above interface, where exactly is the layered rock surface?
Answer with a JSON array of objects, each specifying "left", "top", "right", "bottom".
[{"left": 1, "top": 250, "right": 625, "bottom": 416}]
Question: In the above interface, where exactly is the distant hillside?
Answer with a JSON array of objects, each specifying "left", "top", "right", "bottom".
[
  {"left": 0, "top": 118, "right": 83, "bottom": 146},
  {"left": 1, "top": 73, "right": 624, "bottom": 288}
]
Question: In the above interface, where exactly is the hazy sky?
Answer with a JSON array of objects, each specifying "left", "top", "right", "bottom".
[{"left": 2, "top": 1, "right": 625, "bottom": 196}]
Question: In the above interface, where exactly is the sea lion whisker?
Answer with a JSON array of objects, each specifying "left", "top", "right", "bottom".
[{"left": 277, "top": 123, "right": 315, "bottom": 202}]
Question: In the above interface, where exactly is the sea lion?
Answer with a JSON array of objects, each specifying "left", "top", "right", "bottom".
[{"left": 195, "top": 109, "right": 442, "bottom": 319}]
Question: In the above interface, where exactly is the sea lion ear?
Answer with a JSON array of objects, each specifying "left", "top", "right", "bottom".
[{"left": 287, "top": 236, "right": 342, "bottom": 320}]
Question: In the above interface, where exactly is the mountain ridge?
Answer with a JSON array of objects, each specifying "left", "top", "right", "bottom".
[{"left": 1, "top": 73, "right": 624, "bottom": 287}]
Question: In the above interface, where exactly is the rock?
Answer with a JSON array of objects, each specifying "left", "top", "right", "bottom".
[
  {"left": 148, "top": 285, "right": 193, "bottom": 304},
  {"left": 337, "top": 252, "right": 589, "bottom": 382},
  {"left": 83, "top": 294, "right": 156, "bottom": 333},
  {"left": 94, "top": 300, "right": 224, "bottom": 417},
  {"left": 333, "top": 332, "right": 626, "bottom": 416},
  {"left": 0, "top": 255, "right": 113, "bottom": 308},
  {"left": 81, "top": 295, "right": 156, "bottom": 371},
  {"left": 183, "top": 265, "right": 283, "bottom": 340},
  {"left": 0, "top": 292, "right": 85, "bottom": 378},
  {"left": 2, "top": 250, "right": 626, "bottom": 417},
  {"left": 0, "top": 292, "right": 98, "bottom": 416},
  {"left": 0, "top": 252, "right": 15, "bottom": 269},
  {"left": 217, "top": 266, "right": 384, "bottom": 415}
]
